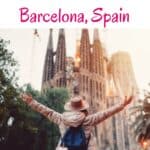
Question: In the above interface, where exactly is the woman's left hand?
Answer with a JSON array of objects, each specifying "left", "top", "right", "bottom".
[
  {"left": 124, "top": 95, "right": 133, "bottom": 106},
  {"left": 123, "top": 87, "right": 136, "bottom": 106}
]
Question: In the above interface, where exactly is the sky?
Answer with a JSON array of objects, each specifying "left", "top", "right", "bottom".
[{"left": 0, "top": 29, "right": 150, "bottom": 93}]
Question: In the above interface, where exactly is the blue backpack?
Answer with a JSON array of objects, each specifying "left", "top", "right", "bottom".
[{"left": 61, "top": 125, "right": 89, "bottom": 150}]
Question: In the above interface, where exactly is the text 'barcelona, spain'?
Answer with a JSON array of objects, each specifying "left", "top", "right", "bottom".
[{"left": 19, "top": 7, "right": 130, "bottom": 27}]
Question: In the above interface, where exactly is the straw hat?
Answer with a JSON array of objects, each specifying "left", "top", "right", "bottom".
[{"left": 64, "top": 96, "right": 89, "bottom": 111}]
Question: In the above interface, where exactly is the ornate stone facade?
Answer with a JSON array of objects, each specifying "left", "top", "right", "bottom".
[
  {"left": 77, "top": 29, "right": 106, "bottom": 110},
  {"left": 109, "top": 51, "right": 138, "bottom": 97},
  {"left": 41, "top": 29, "right": 66, "bottom": 92},
  {"left": 54, "top": 29, "right": 66, "bottom": 87},
  {"left": 41, "top": 29, "right": 138, "bottom": 150},
  {"left": 74, "top": 29, "right": 107, "bottom": 149},
  {"left": 107, "top": 51, "right": 139, "bottom": 150},
  {"left": 41, "top": 29, "right": 55, "bottom": 91}
]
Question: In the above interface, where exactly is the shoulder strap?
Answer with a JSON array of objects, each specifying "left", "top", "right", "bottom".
[
  {"left": 79, "top": 122, "right": 91, "bottom": 149},
  {"left": 86, "top": 134, "right": 91, "bottom": 149}
]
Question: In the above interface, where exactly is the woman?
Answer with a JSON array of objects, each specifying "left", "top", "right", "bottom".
[{"left": 21, "top": 94, "right": 133, "bottom": 150}]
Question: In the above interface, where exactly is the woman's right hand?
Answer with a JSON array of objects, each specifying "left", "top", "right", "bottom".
[{"left": 20, "top": 93, "right": 33, "bottom": 104}]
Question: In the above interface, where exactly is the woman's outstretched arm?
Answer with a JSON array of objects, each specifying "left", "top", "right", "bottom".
[
  {"left": 21, "top": 94, "right": 62, "bottom": 125},
  {"left": 84, "top": 96, "right": 133, "bottom": 126}
]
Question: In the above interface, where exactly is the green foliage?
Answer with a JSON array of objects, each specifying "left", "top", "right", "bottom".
[
  {"left": 23, "top": 84, "right": 69, "bottom": 150},
  {"left": 0, "top": 38, "right": 69, "bottom": 150},
  {"left": 43, "top": 87, "right": 69, "bottom": 111},
  {"left": 0, "top": 39, "right": 18, "bottom": 85},
  {"left": 3, "top": 84, "right": 69, "bottom": 150},
  {"left": 0, "top": 38, "right": 20, "bottom": 148},
  {"left": 130, "top": 85, "right": 150, "bottom": 147}
]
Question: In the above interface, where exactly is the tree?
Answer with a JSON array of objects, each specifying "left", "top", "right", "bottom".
[
  {"left": 0, "top": 38, "right": 19, "bottom": 147},
  {"left": 0, "top": 37, "right": 69, "bottom": 150},
  {"left": 24, "top": 84, "right": 69, "bottom": 150},
  {"left": 0, "top": 38, "right": 37, "bottom": 150},
  {"left": 130, "top": 85, "right": 150, "bottom": 149}
]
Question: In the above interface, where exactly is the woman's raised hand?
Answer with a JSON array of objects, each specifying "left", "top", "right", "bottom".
[
  {"left": 123, "top": 88, "right": 135, "bottom": 106},
  {"left": 20, "top": 93, "right": 33, "bottom": 104},
  {"left": 123, "top": 95, "right": 133, "bottom": 106}
]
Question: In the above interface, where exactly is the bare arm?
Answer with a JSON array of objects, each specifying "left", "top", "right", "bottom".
[
  {"left": 85, "top": 96, "right": 133, "bottom": 126},
  {"left": 21, "top": 94, "right": 62, "bottom": 125}
]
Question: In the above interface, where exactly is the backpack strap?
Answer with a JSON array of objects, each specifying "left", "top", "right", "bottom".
[
  {"left": 78, "top": 123, "right": 91, "bottom": 149},
  {"left": 60, "top": 127, "right": 70, "bottom": 146},
  {"left": 86, "top": 134, "right": 91, "bottom": 150},
  {"left": 78, "top": 122, "right": 91, "bottom": 149}
]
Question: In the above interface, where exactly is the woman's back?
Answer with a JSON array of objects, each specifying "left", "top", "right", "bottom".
[{"left": 59, "top": 111, "right": 97, "bottom": 150}]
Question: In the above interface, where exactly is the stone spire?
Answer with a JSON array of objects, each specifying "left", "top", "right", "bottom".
[
  {"left": 59, "top": 28, "right": 65, "bottom": 36},
  {"left": 92, "top": 28, "right": 105, "bottom": 76},
  {"left": 93, "top": 28, "right": 99, "bottom": 41},
  {"left": 41, "top": 29, "right": 54, "bottom": 90},
  {"left": 109, "top": 51, "right": 139, "bottom": 150},
  {"left": 110, "top": 51, "right": 138, "bottom": 97},
  {"left": 80, "top": 29, "right": 91, "bottom": 71},
  {"left": 54, "top": 28, "right": 66, "bottom": 87}
]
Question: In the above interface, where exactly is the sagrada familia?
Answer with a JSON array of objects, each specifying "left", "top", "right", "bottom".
[{"left": 41, "top": 29, "right": 138, "bottom": 150}]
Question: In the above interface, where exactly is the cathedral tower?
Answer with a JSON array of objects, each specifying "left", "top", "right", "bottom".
[
  {"left": 91, "top": 29, "right": 107, "bottom": 149},
  {"left": 41, "top": 29, "right": 67, "bottom": 91},
  {"left": 77, "top": 29, "right": 107, "bottom": 149},
  {"left": 92, "top": 29, "right": 106, "bottom": 103},
  {"left": 41, "top": 29, "right": 54, "bottom": 91},
  {"left": 54, "top": 29, "right": 67, "bottom": 87},
  {"left": 108, "top": 51, "right": 138, "bottom": 150},
  {"left": 80, "top": 29, "right": 91, "bottom": 71},
  {"left": 78, "top": 29, "right": 92, "bottom": 102}
]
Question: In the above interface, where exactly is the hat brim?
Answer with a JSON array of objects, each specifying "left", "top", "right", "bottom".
[{"left": 64, "top": 100, "right": 89, "bottom": 111}]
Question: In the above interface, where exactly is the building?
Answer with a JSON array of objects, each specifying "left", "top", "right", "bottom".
[
  {"left": 77, "top": 29, "right": 106, "bottom": 111},
  {"left": 109, "top": 51, "right": 138, "bottom": 97},
  {"left": 66, "top": 56, "right": 74, "bottom": 93},
  {"left": 41, "top": 29, "right": 67, "bottom": 92},
  {"left": 41, "top": 29, "right": 55, "bottom": 90},
  {"left": 107, "top": 51, "right": 139, "bottom": 150},
  {"left": 74, "top": 29, "right": 107, "bottom": 149},
  {"left": 41, "top": 29, "right": 138, "bottom": 150},
  {"left": 54, "top": 29, "right": 66, "bottom": 87}
]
